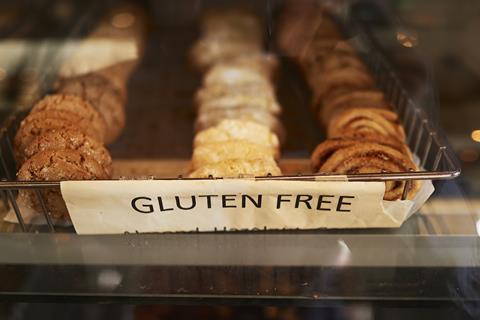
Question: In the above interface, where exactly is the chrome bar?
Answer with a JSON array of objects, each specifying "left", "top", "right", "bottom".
[
  {"left": 35, "top": 189, "right": 55, "bottom": 232},
  {"left": 401, "top": 180, "right": 411, "bottom": 200},
  {"left": 6, "top": 189, "right": 26, "bottom": 232},
  {"left": 405, "top": 106, "right": 417, "bottom": 145},
  {"left": 413, "top": 119, "right": 426, "bottom": 156},
  {"left": 421, "top": 133, "right": 434, "bottom": 168},
  {"left": 432, "top": 146, "right": 445, "bottom": 171}
]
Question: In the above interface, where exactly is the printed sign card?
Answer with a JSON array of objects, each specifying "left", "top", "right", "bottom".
[{"left": 60, "top": 179, "right": 430, "bottom": 234}]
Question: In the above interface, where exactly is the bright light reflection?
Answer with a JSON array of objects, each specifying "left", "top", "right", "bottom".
[
  {"left": 471, "top": 130, "right": 480, "bottom": 142},
  {"left": 97, "top": 269, "right": 122, "bottom": 290},
  {"left": 336, "top": 240, "right": 352, "bottom": 266},
  {"left": 396, "top": 31, "right": 418, "bottom": 48}
]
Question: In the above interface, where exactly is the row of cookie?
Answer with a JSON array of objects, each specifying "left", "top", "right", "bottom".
[
  {"left": 188, "top": 10, "right": 283, "bottom": 178},
  {"left": 190, "top": 8, "right": 282, "bottom": 135},
  {"left": 13, "top": 63, "right": 135, "bottom": 219},
  {"left": 193, "top": 53, "right": 285, "bottom": 140},
  {"left": 279, "top": 3, "right": 420, "bottom": 200}
]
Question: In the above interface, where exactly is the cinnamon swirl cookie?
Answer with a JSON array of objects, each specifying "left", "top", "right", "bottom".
[
  {"left": 311, "top": 67, "right": 375, "bottom": 102},
  {"left": 327, "top": 108, "right": 405, "bottom": 140},
  {"left": 321, "top": 52, "right": 367, "bottom": 73},
  {"left": 313, "top": 141, "right": 419, "bottom": 200},
  {"left": 311, "top": 136, "right": 410, "bottom": 172},
  {"left": 318, "top": 90, "right": 390, "bottom": 126}
]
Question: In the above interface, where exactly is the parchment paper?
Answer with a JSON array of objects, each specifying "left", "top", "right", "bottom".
[{"left": 55, "top": 179, "right": 434, "bottom": 235}]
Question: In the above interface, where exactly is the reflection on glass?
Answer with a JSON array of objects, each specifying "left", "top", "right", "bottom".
[
  {"left": 97, "top": 269, "right": 123, "bottom": 290},
  {"left": 396, "top": 31, "right": 418, "bottom": 48},
  {"left": 471, "top": 130, "right": 480, "bottom": 142}
]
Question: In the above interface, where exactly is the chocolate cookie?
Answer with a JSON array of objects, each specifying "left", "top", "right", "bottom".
[
  {"left": 56, "top": 72, "right": 126, "bottom": 144},
  {"left": 23, "top": 129, "right": 113, "bottom": 175},
  {"left": 14, "top": 111, "right": 103, "bottom": 163},
  {"left": 30, "top": 94, "right": 107, "bottom": 142},
  {"left": 17, "top": 149, "right": 110, "bottom": 220}
]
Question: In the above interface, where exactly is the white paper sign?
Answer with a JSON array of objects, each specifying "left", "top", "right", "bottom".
[{"left": 60, "top": 179, "right": 421, "bottom": 235}]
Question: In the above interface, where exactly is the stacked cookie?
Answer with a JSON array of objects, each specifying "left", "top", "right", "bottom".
[
  {"left": 189, "top": 10, "right": 283, "bottom": 178},
  {"left": 13, "top": 63, "right": 135, "bottom": 219},
  {"left": 11, "top": 4, "right": 146, "bottom": 221},
  {"left": 279, "top": 3, "right": 420, "bottom": 200}
]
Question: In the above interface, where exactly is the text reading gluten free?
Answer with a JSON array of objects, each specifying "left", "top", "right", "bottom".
[{"left": 131, "top": 194, "right": 355, "bottom": 214}]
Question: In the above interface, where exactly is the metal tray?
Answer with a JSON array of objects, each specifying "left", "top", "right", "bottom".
[{"left": 0, "top": 3, "right": 461, "bottom": 233}]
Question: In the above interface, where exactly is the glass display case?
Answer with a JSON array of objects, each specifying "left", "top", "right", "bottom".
[{"left": 0, "top": 0, "right": 479, "bottom": 319}]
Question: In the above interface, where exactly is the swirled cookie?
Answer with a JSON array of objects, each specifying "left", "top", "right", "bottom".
[
  {"left": 327, "top": 107, "right": 405, "bottom": 140},
  {"left": 318, "top": 90, "right": 389, "bottom": 126},
  {"left": 314, "top": 141, "right": 419, "bottom": 200}
]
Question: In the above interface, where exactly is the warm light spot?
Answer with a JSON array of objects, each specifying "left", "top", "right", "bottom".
[
  {"left": 460, "top": 148, "right": 479, "bottom": 163},
  {"left": 472, "top": 130, "right": 480, "bottom": 142},
  {"left": 111, "top": 12, "right": 135, "bottom": 29},
  {"left": 396, "top": 31, "right": 418, "bottom": 48},
  {"left": 0, "top": 68, "right": 6, "bottom": 81}
]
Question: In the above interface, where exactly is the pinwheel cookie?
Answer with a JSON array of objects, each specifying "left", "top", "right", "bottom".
[
  {"left": 327, "top": 107, "right": 405, "bottom": 140},
  {"left": 311, "top": 140, "right": 419, "bottom": 200}
]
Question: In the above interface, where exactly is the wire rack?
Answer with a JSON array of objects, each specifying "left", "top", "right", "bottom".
[{"left": 0, "top": 11, "right": 461, "bottom": 233}]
